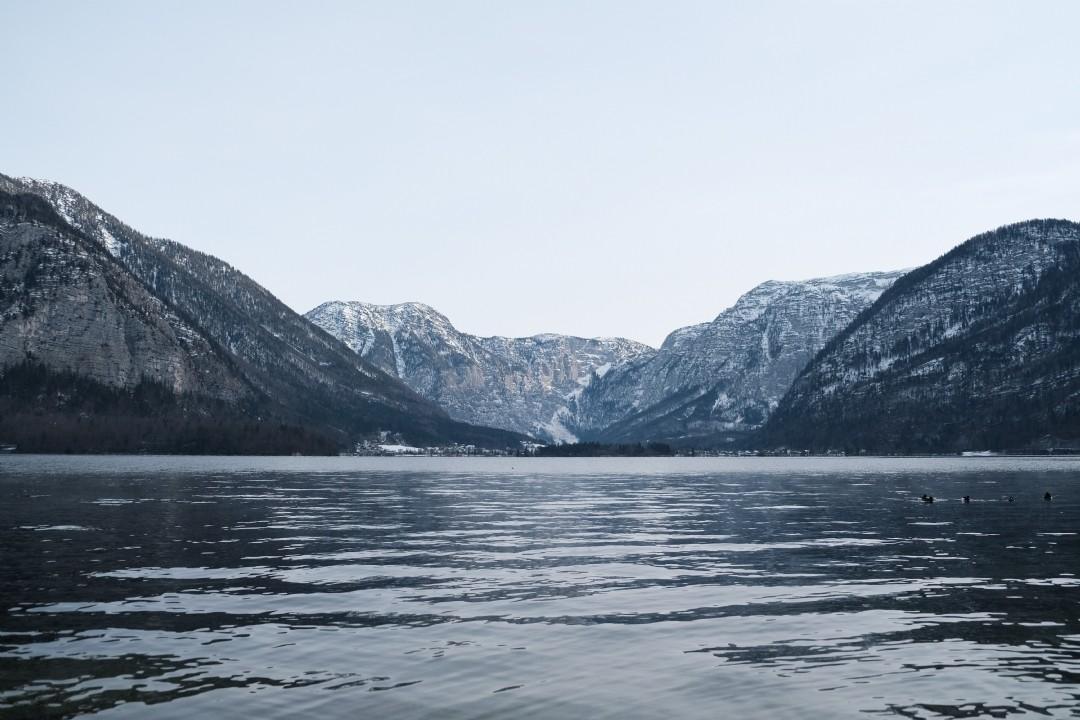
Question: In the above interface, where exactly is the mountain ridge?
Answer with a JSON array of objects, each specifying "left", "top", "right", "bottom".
[
  {"left": 5, "top": 173, "right": 1078, "bottom": 454},
  {"left": 568, "top": 269, "right": 906, "bottom": 445},
  {"left": 306, "top": 300, "right": 654, "bottom": 442},
  {"left": 764, "top": 219, "right": 1080, "bottom": 452},
  {"left": 0, "top": 174, "right": 528, "bottom": 451}
]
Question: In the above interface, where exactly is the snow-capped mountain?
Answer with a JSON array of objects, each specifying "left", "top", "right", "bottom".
[
  {"left": 306, "top": 301, "right": 655, "bottom": 442},
  {"left": 9, "top": 174, "right": 1073, "bottom": 454},
  {"left": 0, "top": 174, "right": 526, "bottom": 451},
  {"left": 764, "top": 220, "right": 1080, "bottom": 453},
  {"left": 570, "top": 270, "right": 906, "bottom": 444}
]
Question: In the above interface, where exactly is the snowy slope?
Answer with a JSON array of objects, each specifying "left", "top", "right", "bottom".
[
  {"left": 571, "top": 270, "right": 905, "bottom": 444},
  {"left": 765, "top": 220, "right": 1080, "bottom": 452},
  {"left": 306, "top": 301, "right": 655, "bottom": 442}
]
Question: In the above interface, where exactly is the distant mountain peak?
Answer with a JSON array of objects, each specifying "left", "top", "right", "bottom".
[
  {"left": 574, "top": 269, "right": 906, "bottom": 445},
  {"left": 307, "top": 300, "right": 654, "bottom": 442}
]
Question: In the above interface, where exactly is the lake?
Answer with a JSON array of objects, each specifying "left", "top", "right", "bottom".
[{"left": 1, "top": 456, "right": 1078, "bottom": 719}]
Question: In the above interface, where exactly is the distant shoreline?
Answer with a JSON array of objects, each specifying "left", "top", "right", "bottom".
[{"left": 3, "top": 452, "right": 1078, "bottom": 460}]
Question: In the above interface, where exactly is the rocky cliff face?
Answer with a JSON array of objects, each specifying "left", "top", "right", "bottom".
[
  {"left": 764, "top": 220, "right": 1080, "bottom": 453},
  {"left": 0, "top": 175, "right": 526, "bottom": 449},
  {"left": 0, "top": 191, "right": 246, "bottom": 401},
  {"left": 306, "top": 301, "right": 654, "bottom": 442},
  {"left": 571, "top": 271, "right": 905, "bottom": 444}
]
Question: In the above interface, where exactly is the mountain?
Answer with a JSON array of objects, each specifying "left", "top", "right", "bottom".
[
  {"left": 570, "top": 271, "right": 905, "bottom": 445},
  {"left": 763, "top": 219, "right": 1080, "bottom": 453},
  {"left": 0, "top": 175, "right": 526, "bottom": 452},
  {"left": 305, "top": 301, "right": 654, "bottom": 442}
]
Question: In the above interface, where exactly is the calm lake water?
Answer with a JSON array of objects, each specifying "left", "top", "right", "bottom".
[{"left": 1, "top": 456, "right": 1079, "bottom": 719}]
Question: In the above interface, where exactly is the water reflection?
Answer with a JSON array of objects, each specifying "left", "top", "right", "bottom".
[{"left": 1, "top": 457, "right": 1078, "bottom": 719}]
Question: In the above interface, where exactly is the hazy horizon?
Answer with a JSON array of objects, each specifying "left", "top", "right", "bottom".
[{"left": 6, "top": 1, "right": 1080, "bottom": 346}]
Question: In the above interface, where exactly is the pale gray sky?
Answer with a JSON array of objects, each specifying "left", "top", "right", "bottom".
[{"left": 5, "top": 1, "right": 1079, "bottom": 346}]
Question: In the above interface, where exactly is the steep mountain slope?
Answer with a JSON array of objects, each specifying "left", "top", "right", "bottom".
[
  {"left": 571, "top": 271, "right": 905, "bottom": 445},
  {"left": 306, "top": 301, "right": 653, "bottom": 442},
  {"left": 764, "top": 220, "right": 1080, "bottom": 453},
  {"left": 0, "top": 175, "right": 525, "bottom": 450},
  {"left": 0, "top": 191, "right": 244, "bottom": 400}
]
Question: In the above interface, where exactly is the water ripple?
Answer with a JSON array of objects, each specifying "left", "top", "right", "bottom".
[{"left": 1, "top": 456, "right": 1079, "bottom": 719}]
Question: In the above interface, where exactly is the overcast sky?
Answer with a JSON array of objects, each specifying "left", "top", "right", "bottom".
[{"left": 5, "top": 1, "right": 1080, "bottom": 346}]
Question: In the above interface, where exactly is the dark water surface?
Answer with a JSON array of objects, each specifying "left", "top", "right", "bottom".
[{"left": 1, "top": 456, "right": 1079, "bottom": 719}]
